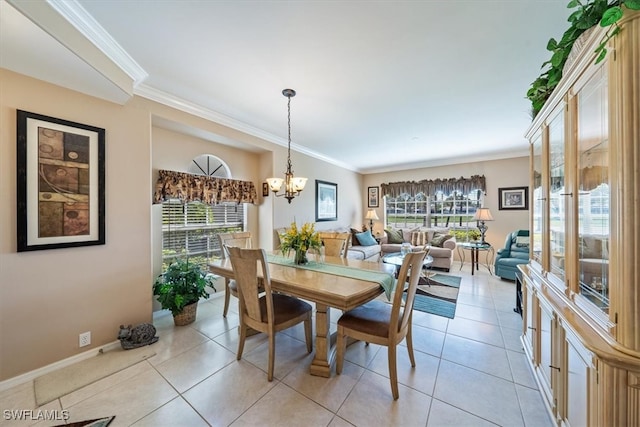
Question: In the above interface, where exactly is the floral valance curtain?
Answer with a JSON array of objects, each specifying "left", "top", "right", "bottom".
[
  {"left": 153, "top": 170, "right": 257, "bottom": 205},
  {"left": 381, "top": 175, "right": 486, "bottom": 198}
]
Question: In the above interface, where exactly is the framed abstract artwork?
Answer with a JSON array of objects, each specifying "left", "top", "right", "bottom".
[
  {"left": 315, "top": 180, "right": 337, "bottom": 222},
  {"left": 16, "top": 110, "right": 105, "bottom": 251},
  {"left": 498, "top": 186, "right": 528, "bottom": 210},
  {"left": 367, "top": 186, "right": 379, "bottom": 208}
]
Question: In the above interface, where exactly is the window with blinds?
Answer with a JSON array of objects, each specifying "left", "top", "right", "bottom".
[{"left": 162, "top": 200, "right": 244, "bottom": 270}]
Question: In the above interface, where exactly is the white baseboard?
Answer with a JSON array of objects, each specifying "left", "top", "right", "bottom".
[{"left": 0, "top": 340, "right": 121, "bottom": 393}]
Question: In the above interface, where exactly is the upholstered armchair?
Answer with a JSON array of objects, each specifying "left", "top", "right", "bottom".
[{"left": 494, "top": 230, "right": 530, "bottom": 280}]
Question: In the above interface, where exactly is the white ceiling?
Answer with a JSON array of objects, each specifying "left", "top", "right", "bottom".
[{"left": 0, "top": 0, "right": 571, "bottom": 173}]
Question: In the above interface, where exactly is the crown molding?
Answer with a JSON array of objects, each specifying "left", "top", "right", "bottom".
[
  {"left": 7, "top": 0, "right": 147, "bottom": 98},
  {"left": 136, "top": 83, "right": 358, "bottom": 172},
  {"left": 47, "top": 0, "right": 148, "bottom": 85},
  {"left": 360, "top": 148, "right": 530, "bottom": 175}
]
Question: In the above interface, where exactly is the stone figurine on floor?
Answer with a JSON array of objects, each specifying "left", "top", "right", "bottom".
[{"left": 118, "top": 323, "right": 159, "bottom": 350}]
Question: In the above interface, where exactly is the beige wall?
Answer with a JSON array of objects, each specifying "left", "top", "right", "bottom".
[
  {"left": 268, "top": 148, "right": 364, "bottom": 234},
  {"left": 0, "top": 69, "right": 153, "bottom": 380},
  {"left": 363, "top": 157, "right": 530, "bottom": 256}
]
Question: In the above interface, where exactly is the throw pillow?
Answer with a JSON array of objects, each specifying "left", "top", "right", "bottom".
[
  {"left": 430, "top": 232, "right": 453, "bottom": 247},
  {"left": 402, "top": 227, "right": 420, "bottom": 243},
  {"left": 385, "top": 228, "right": 404, "bottom": 244},
  {"left": 350, "top": 228, "right": 362, "bottom": 247},
  {"left": 411, "top": 231, "right": 428, "bottom": 246},
  {"left": 515, "top": 236, "right": 530, "bottom": 248},
  {"left": 355, "top": 230, "right": 378, "bottom": 246}
]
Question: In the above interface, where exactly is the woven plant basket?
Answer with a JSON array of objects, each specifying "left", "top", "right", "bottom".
[{"left": 173, "top": 302, "right": 198, "bottom": 326}]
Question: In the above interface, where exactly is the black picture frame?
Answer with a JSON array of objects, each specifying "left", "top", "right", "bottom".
[
  {"left": 315, "top": 180, "right": 337, "bottom": 222},
  {"left": 498, "top": 186, "right": 528, "bottom": 210},
  {"left": 367, "top": 186, "right": 379, "bottom": 208},
  {"left": 262, "top": 182, "right": 269, "bottom": 197},
  {"left": 17, "top": 110, "right": 106, "bottom": 251}
]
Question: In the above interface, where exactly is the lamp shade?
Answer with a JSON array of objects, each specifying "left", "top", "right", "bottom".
[
  {"left": 473, "top": 208, "right": 494, "bottom": 222},
  {"left": 365, "top": 209, "right": 379, "bottom": 220}
]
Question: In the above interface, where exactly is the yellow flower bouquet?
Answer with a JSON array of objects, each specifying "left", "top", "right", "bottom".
[{"left": 280, "top": 221, "right": 322, "bottom": 265}]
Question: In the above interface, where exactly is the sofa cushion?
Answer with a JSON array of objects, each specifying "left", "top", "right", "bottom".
[
  {"left": 496, "top": 257, "right": 529, "bottom": 268},
  {"left": 348, "top": 244, "right": 381, "bottom": 260},
  {"left": 355, "top": 230, "right": 378, "bottom": 246},
  {"left": 384, "top": 228, "right": 404, "bottom": 244}
]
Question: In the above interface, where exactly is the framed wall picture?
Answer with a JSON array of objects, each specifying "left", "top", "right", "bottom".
[
  {"left": 498, "top": 186, "right": 529, "bottom": 210},
  {"left": 367, "top": 186, "right": 379, "bottom": 208},
  {"left": 262, "top": 182, "right": 269, "bottom": 197},
  {"left": 315, "top": 180, "right": 337, "bottom": 221},
  {"left": 16, "top": 110, "right": 106, "bottom": 251}
]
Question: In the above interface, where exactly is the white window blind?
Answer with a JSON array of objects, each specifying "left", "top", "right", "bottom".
[{"left": 162, "top": 200, "right": 244, "bottom": 270}]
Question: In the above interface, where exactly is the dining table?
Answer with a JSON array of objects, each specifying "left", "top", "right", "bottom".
[{"left": 209, "top": 251, "right": 396, "bottom": 377}]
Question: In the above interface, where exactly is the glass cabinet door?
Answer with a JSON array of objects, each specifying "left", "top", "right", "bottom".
[
  {"left": 575, "top": 66, "right": 609, "bottom": 313},
  {"left": 548, "top": 108, "right": 566, "bottom": 282},
  {"left": 531, "top": 133, "right": 544, "bottom": 267}
]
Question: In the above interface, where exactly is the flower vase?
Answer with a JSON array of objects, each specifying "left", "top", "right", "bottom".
[{"left": 294, "top": 248, "right": 308, "bottom": 265}]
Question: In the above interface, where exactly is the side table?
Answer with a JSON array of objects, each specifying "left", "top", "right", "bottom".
[{"left": 457, "top": 242, "right": 495, "bottom": 275}]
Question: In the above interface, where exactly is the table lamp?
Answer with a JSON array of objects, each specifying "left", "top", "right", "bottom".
[
  {"left": 473, "top": 208, "right": 494, "bottom": 244},
  {"left": 365, "top": 209, "right": 379, "bottom": 233}
]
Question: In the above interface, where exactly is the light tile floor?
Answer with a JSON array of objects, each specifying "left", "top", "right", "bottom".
[{"left": 0, "top": 265, "right": 553, "bottom": 427}]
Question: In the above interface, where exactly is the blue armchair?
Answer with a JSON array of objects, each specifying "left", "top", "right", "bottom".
[{"left": 495, "top": 230, "right": 530, "bottom": 280}]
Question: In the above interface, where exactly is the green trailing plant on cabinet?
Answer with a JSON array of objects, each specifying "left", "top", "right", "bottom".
[{"left": 527, "top": 0, "right": 640, "bottom": 117}]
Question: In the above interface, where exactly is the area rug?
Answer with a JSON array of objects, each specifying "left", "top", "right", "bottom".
[
  {"left": 34, "top": 346, "right": 155, "bottom": 406},
  {"left": 375, "top": 273, "right": 461, "bottom": 319},
  {"left": 54, "top": 416, "right": 115, "bottom": 427},
  {"left": 411, "top": 273, "right": 461, "bottom": 319}
]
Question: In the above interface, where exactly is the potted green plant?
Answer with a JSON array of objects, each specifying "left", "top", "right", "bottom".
[{"left": 153, "top": 258, "right": 212, "bottom": 326}]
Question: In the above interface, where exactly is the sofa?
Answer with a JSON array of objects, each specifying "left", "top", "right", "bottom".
[
  {"left": 494, "top": 230, "right": 530, "bottom": 280},
  {"left": 275, "top": 227, "right": 381, "bottom": 262},
  {"left": 380, "top": 227, "right": 456, "bottom": 271}
]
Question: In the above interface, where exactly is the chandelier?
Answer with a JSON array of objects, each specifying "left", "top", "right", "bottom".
[{"left": 266, "top": 89, "right": 307, "bottom": 203}]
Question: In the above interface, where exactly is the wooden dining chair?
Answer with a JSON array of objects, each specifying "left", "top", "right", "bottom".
[
  {"left": 218, "top": 231, "right": 252, "bottom": 317},
  {"left": 336, "top": 250, "right": 427, "bottom": 399},
  {"left": 318, "top": 231, "right": 350, "bottom": 259},
  {"left": 227, "top": 247, "right": 313, "bottom": 381}
]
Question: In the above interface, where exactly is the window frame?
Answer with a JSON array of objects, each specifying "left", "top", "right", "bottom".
[{"left": 385, "top": 189, "right": 484, "bottom": 241}]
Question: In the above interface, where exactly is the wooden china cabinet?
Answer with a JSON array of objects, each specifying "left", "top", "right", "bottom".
[{"left": 520, "top": 9, "right": 640, "bottom": 426}]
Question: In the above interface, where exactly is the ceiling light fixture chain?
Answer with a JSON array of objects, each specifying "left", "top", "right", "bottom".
[
  {"left": 266, "top": 88, "right": 307, "bottom": 203},
  {"left": 286, "top": 89, "right": 293, "bottom": 175}
]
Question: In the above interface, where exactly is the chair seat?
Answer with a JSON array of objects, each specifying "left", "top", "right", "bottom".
[
  {"left": 338, "top": 300, "right": 398, "bottom": 339},
  {"left": 260, "top": 294, "right": 312, "bottom": 324}
]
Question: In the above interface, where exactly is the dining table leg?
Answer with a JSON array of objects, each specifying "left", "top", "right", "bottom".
[{"left": 309, "top": 302, "right": 332, "bottom": 377}]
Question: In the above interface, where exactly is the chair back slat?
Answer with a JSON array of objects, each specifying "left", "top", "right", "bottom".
[
  {"left": 218, "top": 232, "right": 252, "bottom": 258},
  {"left": 318, "top": 232, "right": 350, "bottom": 258},
  {"left": 391, "top": 251, "right": 427, "bottom": 335},
  {"left": 227, "top": 247, "right": 273, "bottom": 326}
]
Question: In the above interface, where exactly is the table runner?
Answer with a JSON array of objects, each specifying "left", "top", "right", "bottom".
[{"left": 267, "top": 254, "right": 396, "bottom": 300}]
